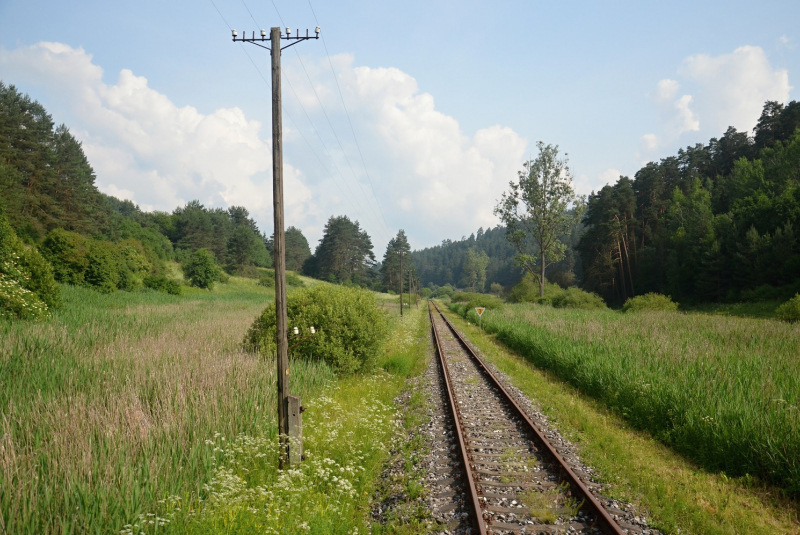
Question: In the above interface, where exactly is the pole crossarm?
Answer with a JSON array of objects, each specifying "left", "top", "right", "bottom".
[{"left": 232, "top": 28, "right": 320, "bottom": 51}]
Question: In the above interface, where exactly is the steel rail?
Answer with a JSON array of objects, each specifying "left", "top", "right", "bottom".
[
  {"left": 431, "top": 301, "right": 625, "bottom": 535},
  {"left": 428, "top": 303, "right": 488, "bottom": 535}
]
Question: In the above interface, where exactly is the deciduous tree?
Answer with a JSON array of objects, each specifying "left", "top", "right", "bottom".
[{"left": 495, "top": 141, "right": 583, "bottom": 297}]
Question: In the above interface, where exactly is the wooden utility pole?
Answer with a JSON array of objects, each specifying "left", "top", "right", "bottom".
[
  {"left": 399, "top": 251, "right": 404, "bottom": 316},
  {"left": 232, "top": 25, "right": 319, "bottom": 469},
  {"left": 269, "top": 26, "right": 292, "bottom": 469}
]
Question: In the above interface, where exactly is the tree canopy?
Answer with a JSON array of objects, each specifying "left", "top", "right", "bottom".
[
  {"left": 303, "top": 215, "right": 376, "bottom": 286},
  {"left": 495, "top": 141, "right": 584, "bottom": 297},
  {"left": 579, "top": 101, "right": 800, "bottom": 304},
  {"left": 380, "top": 230, "right": 414, "bottom": 293}
]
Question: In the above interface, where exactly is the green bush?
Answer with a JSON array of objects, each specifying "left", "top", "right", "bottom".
[
  {"left": 449, "top": 292, "right": 504, "bottom": 318},
  {"left": 286, "top": 272, "right": 305, "bottom": 287},
  {"left": 257, "top": 270, "right": 303, "bottom": 288},
  {"left": 258, "top": 270, "right": 275, "bottom": 288},
  {"left": 142, "top": 275, "right": 181, "bottom": 295},
  {"left": 244, "top": 284, "right": 389, "bottom": 375},
  {"left": 551, "top": 287, "right": 607, "bottom": 310},
  {"left": 181, "top": 248, "right": 221, "bottom": 289},
  {"left": 776, "top": 294, "right": 800, "bottom": 323},
  {"left": 0, "top": 212, "right": 59, "bottom": 319},
  {"left": 41, "top": 229, "right": 89, "bottom": 285},
  {"left": 622, "top": 293, "right": 679, "bottom": 313},
  {"left": 431, "top": 284, "right": 455, "bottom": 298},
  {"left": 42, "top": 229, "right": 157, "bottom": 293},
  {"left": 84, "top": 241, "right": 120, "bottom": 293},
  {"left": 506, "top": 274, "right": 563, "bottom": 304},
  {"left": 420, "top": 287, "right": 432, "bottom": 298}
]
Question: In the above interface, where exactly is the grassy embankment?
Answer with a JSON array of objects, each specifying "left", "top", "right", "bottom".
[
  {"left": 444, "top": 301, "right": 800, "bottom": 533},
  {"left": 0, "top": 273, "right": 429, "bottom": 534}
]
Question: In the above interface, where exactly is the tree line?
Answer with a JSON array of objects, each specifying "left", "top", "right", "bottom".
[
  {"left": 579, "top": 100, "right": 800, "bottom": 305},
  {"left": 0, "top": 82, "right": 423, "bottom": 304},
  {"left": 0, "top": 82, "right": 313, "bottom": 299}
]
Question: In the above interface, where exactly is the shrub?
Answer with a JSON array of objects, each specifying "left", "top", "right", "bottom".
[
  {"left": 450, "top": 292, "right": 504, "bottom": 318},
  {"left": 551, "top": 287, "right": 607, "bottom": 310},
  {"left": 84, "top": 241, "right": 120, "bottom": 293},
  {"left": 489, "top": 282, "right": 503, "bottom": 296},
  {"left": 506, "top": 274, "right": 563, "bottom": 304},
  {"left": 258, "top": 270, "right": 275, "bottom": 288},
  {"left": 622, "top": 293, "right": 679, "bottom": 313},
  {"left": 142, "top": 275, "right": 181, "bottom": 295},
  {"left": 0, "top": 212, "right": 59, "bottom": 319},
  {"left": 42, "top": 229, "right": 157, "bottom": 294},
  {"left": 181, "top": 248, "right": 221, "bottom": 289},
  {"left": 431, "top": 284, "right": 455, "bottom": 298},
  {"left": 420, "top": 287, "right": 432, "bottom": 298},
  {"left": 244, "top": 284, "right": 389, "bottom": 375},
  {"left": 286, "top": 272, "right": 305, "bottom": 287},
  {"left": 776, "top": 294, "right": 800, "bottom": 323},
  {"left": 257, "top": 270, "right": 303, "bottom": 288},
  {"left": 41, "top": 229, "right": 89, "bottom": 285}
]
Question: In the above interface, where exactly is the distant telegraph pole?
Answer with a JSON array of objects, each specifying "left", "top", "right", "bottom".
[
  {"left": 399, "top": 251, "right": 405, "bottom": 316},
  {"left": 231, "top": 25, "right": 319, "bottom": 469}
]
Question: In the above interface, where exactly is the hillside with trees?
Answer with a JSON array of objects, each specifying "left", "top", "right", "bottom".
[
  {"left": 413, "top": 101, "right": 800, "bottom": 307},
  {"left": 579, "top": 100, "right": 800, "bottom": 305},
  {"left": 0, "top": 83, "right": 309, "bottom": 313}
]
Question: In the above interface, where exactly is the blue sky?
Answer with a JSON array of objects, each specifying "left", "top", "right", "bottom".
[{"left": 1, "top": 0, "right": 798, "bottom": 252}]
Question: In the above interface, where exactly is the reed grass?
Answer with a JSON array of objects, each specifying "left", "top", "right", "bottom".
[
  {"left": 453, "top": 302, "right": 800, "bottom": 494},
  {"left": 0, "top": 278, "right": 334, "bottom": 534},
  {"left": 129, "top": 304, "right": 429, "bottom": 534}
]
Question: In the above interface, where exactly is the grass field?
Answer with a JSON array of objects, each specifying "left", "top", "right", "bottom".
[
  {"left": 452, "top": 302, "right": 800, "bottom": 495},
  {"left": 1, "top": 275, "right": 429, "bottom": 533},
  {"left": 442, "top": 308, "right": 800, "bottom": 534}
]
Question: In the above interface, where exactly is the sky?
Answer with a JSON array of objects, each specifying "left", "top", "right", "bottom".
[{"left": 0, "top": 0, "right": 798, "bottom": 253}]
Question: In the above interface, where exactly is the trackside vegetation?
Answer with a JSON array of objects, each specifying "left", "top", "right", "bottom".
[
  {"left": 125, "top": 299, "right": 430, "bottom": 534},
  {"left": 450, "top": 301, "right": 800, "bottom": 495},
  {"left": 1, "top": 275, "right": 430, "bottom": 533},
  {"left": 244, "top": 284, "right": 389, "bottom": 375},
  {"left": 441, "top": 308, "right": 800, "bottom": 533},
  {"left": 0, "top": 210, "right": 60, "bottom": 320}
]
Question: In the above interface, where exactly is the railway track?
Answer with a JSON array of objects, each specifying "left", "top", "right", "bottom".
[{"left": 428, "top": 301, "right": 628, "bottom": 535}]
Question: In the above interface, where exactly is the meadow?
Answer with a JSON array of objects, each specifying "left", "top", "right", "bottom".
[
  {"left": 0, "top": 273, "right": 429, "bottom": 533},
  {"left": 452, "top": 302, "right": 800, "bottom": 495}
]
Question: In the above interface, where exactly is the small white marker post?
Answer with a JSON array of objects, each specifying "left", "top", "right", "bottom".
[{"left": 475, "top": 307, "right": 486, "bottom": 329}]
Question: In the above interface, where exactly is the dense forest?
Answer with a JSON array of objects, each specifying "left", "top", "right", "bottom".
[
  {"left": 579, "top": 100, "right": 800, "bottom": 305},
  {"left": 411, "top": 221, "right": 583, "bottom": 292}
]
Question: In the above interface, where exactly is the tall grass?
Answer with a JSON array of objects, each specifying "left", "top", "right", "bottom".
[
  {"left": 452, "top": 302, "right": 800, "bottom": 494},
  {"left": 127, "top": 302, "right": 430, "bottom": 533},
  {"left": 0, "top": 279, "right": 334, "bottom": 533}
]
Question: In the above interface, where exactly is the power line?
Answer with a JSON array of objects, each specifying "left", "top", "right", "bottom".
[
  {"left": 245, "top": 0, "right": 393, "bottom": 244},
  {"left": 306, "top": 0, "right": 393, "bottom": 233},
  {"left": 266, "top": 0, "right": 394, "bottom": 242},
  {"left": 208, "top": 0, "right": 380, "bottom": 238}
]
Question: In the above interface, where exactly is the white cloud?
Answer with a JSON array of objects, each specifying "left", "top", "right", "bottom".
[
  {"left": 284, "top": 54, "right": 528, "bottom": 247},
  {"left": 679, "top": 45, "right": 791, "bottom": 134},
  {"left": 646, "top": 78, "right": 700, "bottom": 150},
  {"left": 640, "top": 133, "right": 659, "bottom": 151},
  {"left": 0, "top": 41, "right": 312, "bottom": 228},
  {"left": 0, "top": 42, "right": 527, "bottom": 250},
  {"left": 599, "top": 168, "right": 623, "bottom": 185},
  {"left": 778, "top": 35, "right": 793, "bottom": 50},
  {"left": 639, "top": 45, "right": 791, "bottom": 164}
]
